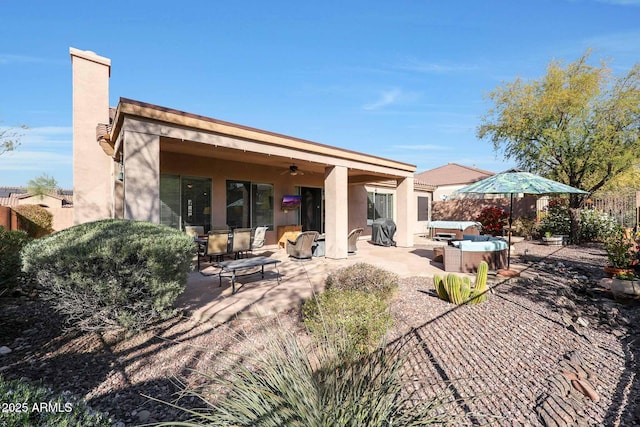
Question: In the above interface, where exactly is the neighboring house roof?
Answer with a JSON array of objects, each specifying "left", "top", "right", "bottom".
[
  {"left": 0, "top": 187, "right": 73, "bottom": 207},
  {"left": 414, "top": 163, "right": 495, "bottom": 187}
]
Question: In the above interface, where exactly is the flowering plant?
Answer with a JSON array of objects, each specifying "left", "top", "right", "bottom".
[
  {"left": 604, "top": 227, "right": 634, "bottom": 268},
  {"left": 475, "top": 206, "right": 508, "bottom": 234}
]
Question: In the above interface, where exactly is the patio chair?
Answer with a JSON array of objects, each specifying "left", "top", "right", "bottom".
[
  {"left": 287, "top": 231, "right": 319, "bottom": 260},
  {"left": 251, "top": 226, "right": 268, "bottom": 252},
  {"left": 184, "top": 225, "right": 204, "bottom": 238},
  {"left": 347, "top": 228, "right": 364, "bottom": 254},
  {"left": 232, "top": 228, "right": 252, "bottom": 259},
  {"left": 198, "top": 230, "right": 230, "bottom": 271}
]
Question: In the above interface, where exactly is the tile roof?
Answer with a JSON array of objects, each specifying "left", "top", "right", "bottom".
[
  {"left": 414, "top": 163, "right": 495, "bottom": 187},
  {"left": 0, "top": 187, "right": 73, "bottom": 207}
]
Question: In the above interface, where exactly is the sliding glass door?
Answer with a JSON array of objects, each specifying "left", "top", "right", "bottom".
[{"left": 160, "top": 174, "right": 211, "bottom": 232}]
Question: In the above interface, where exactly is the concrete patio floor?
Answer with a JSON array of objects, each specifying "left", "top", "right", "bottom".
[{"left": 176, "top": 235, "right": 508, "bottom": 325}]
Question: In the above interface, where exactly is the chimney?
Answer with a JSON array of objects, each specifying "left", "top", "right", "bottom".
[{"left": 70, "top": 48, "right": 112, "bottom": 224}]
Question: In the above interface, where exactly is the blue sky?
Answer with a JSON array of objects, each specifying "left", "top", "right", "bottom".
[{"left": 1, "top": 0, "right": 639, "bottom": 189}]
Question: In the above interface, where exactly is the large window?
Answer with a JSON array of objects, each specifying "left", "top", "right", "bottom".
[
  {"left": 417, "top": 196, "right": 430, "bottom": 221},
  {"left": 367, "top": 192, "right": 393, "bottom": 225},
  {"left": 160, "top": 175, "right": 211, "bottom": 231},
  {"left": 226, "top": 180, "right": 274, "bottom": 230}
]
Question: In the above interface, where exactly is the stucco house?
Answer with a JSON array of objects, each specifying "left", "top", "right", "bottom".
[
  {"left": 415, "top": 163, "right": 494, "bottom": 202},
  {"left": 70, "top": 48, "right": 435, "bottom": 259},
  {"left": 0, "top": 187, "right": 74, "bottom": 231}
]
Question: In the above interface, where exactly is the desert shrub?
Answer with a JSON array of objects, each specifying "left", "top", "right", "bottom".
[
  {"left": 21, "top": 219, "right": 194, "bottom": 332},
  {"left": 302, "top": 289, "right": 392, "bottom": 358},
  {"left": 475, "top": 206, "right": 508, "bottom": 234},
  {"left": 539, "top": 199, "right": 570, "bottom": 236},
  {"left": 165, "top": 328, "right": 446, "bottom": 426},
  {"left": 579, "top": 209, "right": 618, "bottom": 242},
  {"left": 325, "top": 263, "right": 399, "bottom": 302},
  {"left": 13, "top": 204, "right": 53, "bottom": 238},
  {"left": 510, "top": 216, "right": 537, "bottom": 238},
  {"left": 0, "top": 227, "right": 30, "bottom": 290},
  {"left": 539, "top": 199, "right": 619, "bottom": 242},
  {"left": 0, "top": 375, "right": 111, "bottom": 426}
]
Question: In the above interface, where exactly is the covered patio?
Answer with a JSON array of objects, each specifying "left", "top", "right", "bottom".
[
  {"left": 176, "top": 236, "right": 492, "bottom": 325},
  {"left": 104, "top": 99, "right": 418, "bottom": 259}
]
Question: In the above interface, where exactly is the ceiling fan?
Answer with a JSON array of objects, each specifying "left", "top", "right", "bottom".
[{"left": 280, "top": 164, "right": 305, "bottom": 176}]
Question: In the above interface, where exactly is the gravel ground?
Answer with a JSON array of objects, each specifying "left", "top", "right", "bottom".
[{"left": 1, "top": 241, "right": 639, "bottom": 426}]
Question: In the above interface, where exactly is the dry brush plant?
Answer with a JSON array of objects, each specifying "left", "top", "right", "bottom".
[{"left": 147, "top": 327, "right": 449, "bottom": 427}]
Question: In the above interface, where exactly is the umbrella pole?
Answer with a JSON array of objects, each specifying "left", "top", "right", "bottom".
[{"left": 507, "top": 193, "right": 513, "bottom": 270}]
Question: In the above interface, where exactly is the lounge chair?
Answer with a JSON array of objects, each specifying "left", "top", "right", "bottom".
[
  {"left": 287, "top": 231, "right": 319, "bottom": 260},
  {"left": 348, "top": 228, "right": 364, "bottom": 254}
]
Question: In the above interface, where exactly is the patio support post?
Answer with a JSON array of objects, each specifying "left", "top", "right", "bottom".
[
  {"left": 395, "top": 176, "right": 414, "bottom": 247},
  {"left": 324, "top": 165, "right": 348, "bottom": 259},
  {"left": 123, "top": 131, "right": 160, "bottom": 222}
]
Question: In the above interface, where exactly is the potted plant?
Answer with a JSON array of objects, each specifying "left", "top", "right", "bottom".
[
  {"left": 542, "top": 231, "right": 563, "bottom": 246},
  {"left": 604, "top": 228, "right": 635, "bottom": 278},
  {"left": 611, "top": 271, "right": 640, "bottom": 300}
]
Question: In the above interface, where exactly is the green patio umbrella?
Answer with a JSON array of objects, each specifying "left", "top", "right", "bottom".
[{"left": 452, "top": 168, "right": 589, "bottom": 270}]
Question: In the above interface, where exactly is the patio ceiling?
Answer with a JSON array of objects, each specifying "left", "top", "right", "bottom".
[{"left": 159, "top": 137, "right": 405, "bottom": 185}]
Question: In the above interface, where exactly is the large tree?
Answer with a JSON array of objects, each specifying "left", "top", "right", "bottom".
[
  {"left": 478, "top": 52, "right": 640, "bottom": 209},
  {"left": 0, "top": 124, "right": 27, "bottom": 156},
  {"left": 26, "top": 173, "right": 59, "bottom": 197}
]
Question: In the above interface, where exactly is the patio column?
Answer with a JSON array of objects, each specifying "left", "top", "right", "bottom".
[
  {"left": 395, "top": 176, "right": 414, "bottom": 247},
  {"left": 123, "top": 131, "right": 160, "bottom": 222},
  {"left": 324, "top": 165, "right": 348, "bottom": 259}
]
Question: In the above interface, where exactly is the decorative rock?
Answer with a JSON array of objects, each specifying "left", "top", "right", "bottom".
[
  {"left": 137, "top": 410, "right": 151, "bottom": 423},
  {"left": 0, "top": 346, "right": 12, "bottom": 355},
  {"left": 574, "top": 317, "right": 589, "bottom": 328}
]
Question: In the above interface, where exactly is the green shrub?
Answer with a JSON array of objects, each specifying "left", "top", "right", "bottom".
[
  {"left": 303, "top": 289, "right": 392, "bottom": 358},
  {"left": 21, "top": 219, "right": 194, "bottom": 332},
  {"left": 0, "top": 227, "right": 30, "bottom": 290},
  {"left": 0, "top": 375, "right": 111, "bottom": 426},
  {"left": 13, "top": 204, "right": 53, "bottom": 238},
  {"left": 325, "top": 263, "right": 399, "bottom": 302},
  {"left": 539, "top": 199, "right": 570, "bottom": 236},
  {"left": 579, "top": 209, "right": 618, "bottom": 242},
  {"left": 540, "top": 198, "right": 619, "bottom": 242},
  {"left": 163, "top": 329, "right": 445, "bottom": 426}
]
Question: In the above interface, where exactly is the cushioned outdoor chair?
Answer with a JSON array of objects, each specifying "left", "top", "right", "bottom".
[
  {"left": 347, "top": 228, "right": 364, "bottom": 254},
  {"left": 198, "top": 230, "right": 230, "bottom": 271},
  {"left": 232, "top": 228, "right": 252, "bottom": 259},
  {"left": 251, "top": 226, "right": 268, "bottom": 252},
  {"left": 184, "top": 225, "right": 204, "bottom": 238},
  {"left": 287, "top": 231, "right": 319, "bottom": 260}
]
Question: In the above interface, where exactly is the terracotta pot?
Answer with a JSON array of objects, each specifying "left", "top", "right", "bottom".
[{"left": 604, "top": 266, "right": 635, "bottom": 278}]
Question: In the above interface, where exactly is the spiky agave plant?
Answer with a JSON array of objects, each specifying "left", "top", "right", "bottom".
[{"left": 149, "top": 327, "right": 447, "bottom": 427}]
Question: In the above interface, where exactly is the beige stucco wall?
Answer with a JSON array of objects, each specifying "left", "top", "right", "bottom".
[
  {"left": 17, "top": 194, "right": 63, "bottom": 208},
  {"left": 70, "top": 48, "right": 112, "bottom": 224},
  {"left": 49, "top": 207, "right": 74, "bottom": 231}
]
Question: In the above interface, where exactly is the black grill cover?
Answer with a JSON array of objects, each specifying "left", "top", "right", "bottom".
[{"left": 371, "top": 218, "right": 396, "bottom": 247}]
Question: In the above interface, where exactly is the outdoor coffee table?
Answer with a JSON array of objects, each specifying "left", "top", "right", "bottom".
[{"left": 215, "top": 256, "right": 281, "bottom": 294}]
